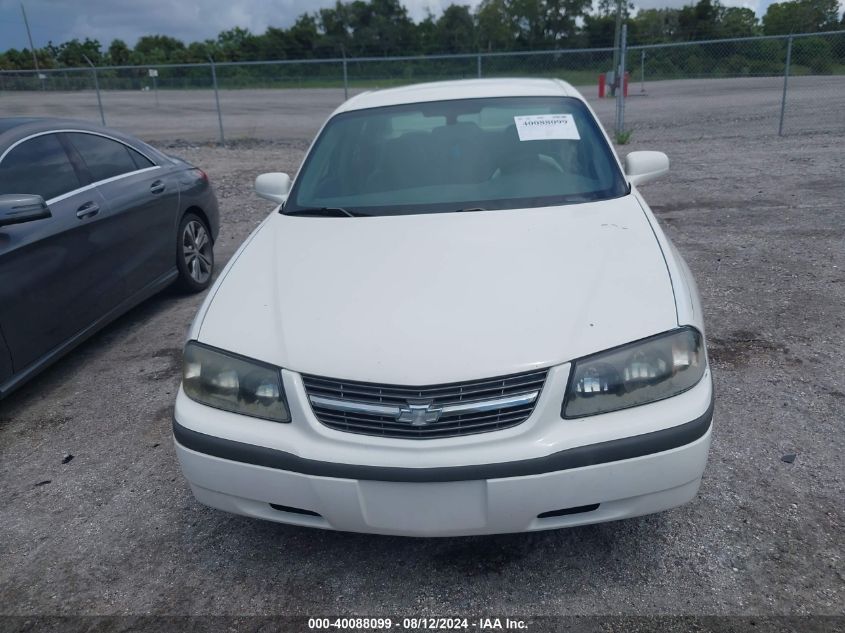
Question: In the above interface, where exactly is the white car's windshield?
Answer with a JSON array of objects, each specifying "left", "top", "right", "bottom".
[{"left": 285, "top": 96, "right": 628, "bottom": 217}]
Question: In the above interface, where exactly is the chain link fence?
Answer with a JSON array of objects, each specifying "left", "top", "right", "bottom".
[
  {"left": 1, "top": 31, "right": 842, "bottom": 144},
  {"left": 622, "top": 31, "right": 845, "bottom": 137}
]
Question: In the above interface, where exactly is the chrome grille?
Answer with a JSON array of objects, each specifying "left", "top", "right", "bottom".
[{"left": 301, "top": 369, "right": 548, "bottom": 439}]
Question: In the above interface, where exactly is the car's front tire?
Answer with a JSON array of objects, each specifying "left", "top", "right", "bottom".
[{"left": 176, "top": 212, "right": 214, "bottom": 293}]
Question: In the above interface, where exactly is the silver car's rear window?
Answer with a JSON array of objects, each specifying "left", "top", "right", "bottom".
[{"left": 285, "top": 96, "right": 628, "bottom": 216}]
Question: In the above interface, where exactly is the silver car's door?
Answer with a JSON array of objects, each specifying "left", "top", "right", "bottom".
[
  {"left": 0, "top": 326, "right": 12, "bottom": 388},
  {"left": 63, "top": 132, "right": 180, "bottom": 300},
  {"left": 0, "top": 132, "right": 115, "bottom": 372}
]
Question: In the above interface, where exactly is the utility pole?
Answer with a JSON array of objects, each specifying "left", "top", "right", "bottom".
[
  {"left": 610, "top": 0, "right": 624, "bottom": 96},
  {"left": 83, "top": 54, "right": 105, "bottom": 126},
  {"left": 341, "top": 44, "right": 348, "bottom": 101},
  {"left": 208, "top": 55, "right": 225, "bottom": 147},
  {"left": 778, "top": 36, "right": 793, "bottom": 136},
  {"left": 20, "top": 2, "right": 43, "bottom": 90},
  {"left": 615, "top": 24, "right": 627, "bottom": 134}
]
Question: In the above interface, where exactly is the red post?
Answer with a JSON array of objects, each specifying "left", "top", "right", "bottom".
[
  {"left": 598, "top": 73, "right": 606, "bottom": 99},
  {"left": 623, "top": 72, "right": 630, "bottom": 98}
]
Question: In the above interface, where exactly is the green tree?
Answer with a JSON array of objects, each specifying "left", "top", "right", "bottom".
[
  {"left": 545, "top": 0, "right": 593, "bottom": 43},
  {"left": 134, "top": 35, "right": 185, "bottom": 63},
  {"left": 630, "top": 8, "right": 682, "bottom": 44},
  {"left": 718, "top": 7, "right": 759, "bottom": 37},
  {"left": 416, "top": 11, "right": 439, "bottom": 53},
  {"left": 56, "top": 38, "right": 102, "bottom": 66},
  {"left": 508, "top": 0, "right": 547, "bottom": 49},
  {"left": 217, "top": 27, "right": 261, "bottom": 61},
  {"left": 792, "top": 36, "right": 834, "bottom": 71},
  {"left": 581, "top": 14, "right": 616, "bottom": 46},
  {"left": 584, "top": 0, "right": 634, "bottom": 46},
  {"left": 434, "top": 5, "right": 477, "bottom": 53},
  {"left": 319, "top": 1, "right": 353, "bottom": 54},
  {"left": 677, "top": 0, "right": 721, "bottom": 40},
  {"left": 477, "top": 0, "right": 515, "bottom": 51},
  {"left": 287, "top": 14, "right": 321, "bottom": 58},
  {"left": 107, "top": 39, "right": 131, "bottom": 65},
  {"left": 257, "top": 27, "right": 293, "bottom": 60},
  {"left": 344, "top": 0, "right": 417, "bottom": 56},
  {"left": 1, "top": 48, "right": 24, "bottom": 70},
  {"left": 180, "top": 40, "right": 213, "bottom": 63},
  {"left": 762, "top": 0, "right": 840, "bottom": 34}
]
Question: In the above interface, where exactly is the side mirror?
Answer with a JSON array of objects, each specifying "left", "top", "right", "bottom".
[
  {"left": 255, "top": 172, "right": 292, "bottom": 205},
  {"left": 624, "top": 151, "right": 669, "bottom": 186},
  {"left": 0, "top": 194, "right": 51, "bottom": 227}
]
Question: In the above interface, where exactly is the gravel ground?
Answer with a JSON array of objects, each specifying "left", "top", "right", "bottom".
[{"left": 0, "top": 81, "right": 843, "bottom": 625}]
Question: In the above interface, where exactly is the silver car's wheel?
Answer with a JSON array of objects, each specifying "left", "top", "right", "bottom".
[{"left": 182, "top": 219, "right": 212, "bottom": 285}]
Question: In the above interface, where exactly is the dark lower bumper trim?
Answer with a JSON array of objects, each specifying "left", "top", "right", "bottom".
[{"left": 173, "top": 398, "right": 713, "bottom": 483}]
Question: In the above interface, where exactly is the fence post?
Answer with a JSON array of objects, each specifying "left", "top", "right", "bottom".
[
  {"left": 83, "top": 55, "right": 106, "bottom": 126},
  {"left": 778, "top": 35, "right": 793, "bottom": 137},
  {"left": 208, "top": 56, "right": 225, "bottom": 147},
  {"left": 640, "top": 49, "right": 645, "bottom": 93},
  {"left": 342, "top": 46, "right": 348, "bottom": 101},
  {"left": 477, "top": 53, "right": 482, "bottom": 78},
  {"left": 615, "top": 24, "right": 627, "bottom": 135}
]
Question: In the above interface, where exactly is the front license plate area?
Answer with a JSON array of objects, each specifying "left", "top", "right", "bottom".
[{"left": 357, "top": 480, "right": 488, "bottom": 534}]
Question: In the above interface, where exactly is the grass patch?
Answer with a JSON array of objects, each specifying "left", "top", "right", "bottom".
[{"left": 615, "top": 129, "right": 633, "bottom": 144}]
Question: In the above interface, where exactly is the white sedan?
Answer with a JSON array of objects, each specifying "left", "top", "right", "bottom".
[{"left": 173, "top": 78, "right": 713, "bottom": 537}]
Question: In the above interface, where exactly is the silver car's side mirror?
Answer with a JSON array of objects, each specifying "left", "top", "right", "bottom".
[
  {"left": 255, "top": 172, "right": 292, "bottom": 205},
  {"left": 625, "top": 151, "right": 669, "bottom": 186},
  {"left": 0, "top": 193, "right": 51, "bottom": 228}
]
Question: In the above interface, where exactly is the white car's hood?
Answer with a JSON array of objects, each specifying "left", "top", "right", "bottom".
[{"left": 197, "top": 197, "right": 678, "bottom": 384}]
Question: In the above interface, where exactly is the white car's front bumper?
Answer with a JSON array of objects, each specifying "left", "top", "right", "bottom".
[{"left": 173, "top": 364, "right": 713, "bottom": 537}]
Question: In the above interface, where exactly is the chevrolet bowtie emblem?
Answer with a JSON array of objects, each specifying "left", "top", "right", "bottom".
[{"left": 396, "top": 402, "right": 443, "bottom": 426}]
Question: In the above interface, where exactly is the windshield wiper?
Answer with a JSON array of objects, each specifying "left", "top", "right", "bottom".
[
  {"left": 285, "top": 207, "right": 358, "bottom": 218},
  {"left": 449, "top": 207, "right": 487, "bottom": 213}
]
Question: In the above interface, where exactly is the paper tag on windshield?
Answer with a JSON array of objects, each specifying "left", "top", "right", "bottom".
[{"left": 514, "top": 114, "right": 580, "bottom": 141}]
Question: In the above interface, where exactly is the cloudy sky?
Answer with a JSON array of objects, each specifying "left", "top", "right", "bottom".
[{"left": 0, "top": 0, "right": 816, "bottom": 51}]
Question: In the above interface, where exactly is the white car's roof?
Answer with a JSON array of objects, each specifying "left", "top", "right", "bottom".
[{"left": 336, "top": 78, "right": 582, "bottom": 113}]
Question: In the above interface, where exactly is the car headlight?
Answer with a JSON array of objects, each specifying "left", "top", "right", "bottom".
[
  {"left": 182, "top": 341, "right": 291, "bottom": 422},
  {"left": 562, "top": 327, "right": 706, "bottom": 418}
]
